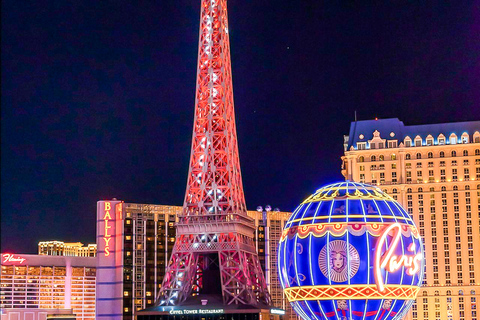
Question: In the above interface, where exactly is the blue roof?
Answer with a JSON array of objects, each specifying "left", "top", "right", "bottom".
[{"left": 346, "top": 118, "right": 480, "bottom": 150}]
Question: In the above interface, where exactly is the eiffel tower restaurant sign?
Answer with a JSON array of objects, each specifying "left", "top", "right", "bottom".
[{"left": 278, "top": 182, "right": 425, "bottom": 320}]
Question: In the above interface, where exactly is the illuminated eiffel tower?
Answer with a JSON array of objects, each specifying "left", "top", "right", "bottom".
[{"left": 156, "top": 0, "right": 271, "bottom": 307}]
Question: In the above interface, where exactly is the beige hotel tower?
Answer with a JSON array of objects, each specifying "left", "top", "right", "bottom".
[{"left": 342, "top": 118, "right": 479, "bottom": 320}]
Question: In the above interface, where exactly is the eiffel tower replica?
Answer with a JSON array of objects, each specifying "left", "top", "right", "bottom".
[{"left": 154, "top": 0, "right": 271, "bottom": 310}]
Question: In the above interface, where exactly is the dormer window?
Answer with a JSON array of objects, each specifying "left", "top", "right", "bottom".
[
  {"left": 388, "top": 140, "right": 397, "bottom": 148},
  {"left": 461, "top": 132, "right": 469, "bottom": 143},
  {"left": 414, "top": 135, "right": 422, "bottom": 147},
  {"left": 449, "top": 133, "right": 457, "bottom": 145},
  {"left": 426, "top": 135, "right": 434, "bottom": 146},
  {"left": 438, "top": 134, "right": 446, "bottom": 145},
  {"left": 473, "top": 131, "right": 480, "bottom": 143},
  {"left": 357, "top": 142, "right": 366, "bottom": 150},
  {"left": 404, "top": 136, "right": 412, "bottom": 147}
]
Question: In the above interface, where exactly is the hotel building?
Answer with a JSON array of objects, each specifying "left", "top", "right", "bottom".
[
  {"left": 0, "top": 254, "right": 96, "bottom": 320},
  {"left": 342, "top": 118, "right": 480, "bottom": 320},
  {"left": 95, "top": 201, "right": 294, "bottom": 320},
  {"left": 38, "top": 241, "right": 97, "bottom": 257}
]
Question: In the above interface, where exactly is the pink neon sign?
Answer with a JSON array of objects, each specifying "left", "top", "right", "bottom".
[
  {"left": 374, "top": 223, "right": 422, "bottom": 292},
  {"left": 2, "top": 253, "right": 26, "bottom": 264}
]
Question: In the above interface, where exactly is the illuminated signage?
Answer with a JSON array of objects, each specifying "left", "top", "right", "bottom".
[
  {"left": 278, "top": 182, "right": 425, "bottom": 320},
  {"left": 169, "top": 309, "right": 224, "bottom": 315},
  {"left": 374, "top": 223, "right": 422, "bottom": 292},
  {"left": 103, "top": 202, "right": 113, "bottom": 257},
  {"left": 2, "top": 253, "right": 26, "bottom": 264}
]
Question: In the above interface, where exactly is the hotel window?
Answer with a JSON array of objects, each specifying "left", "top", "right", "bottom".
[
  {"left": 359, "top": 174, "right": 365, "bottom": 181},
  {"left": 391, "top": 163, "right": 396, "bottom": 169},
  {"left": 378, "top": 142, "right": 384, "bottom": 149},
  {"left": 464, "top": 168, "right": 470, "bottom": 180},
  {"left": 417, "top": 170, "right": 422, "bottom": 177},
  {"left": 450, "top": 134, "right": 457, "bottom": 144},
  {"left": 452, "top": 150, "right": 457, "bottom": 157},
  {"left": 405, "top": 137, "right": 412, "bottom": 147},
  {"left": 371, "top": 155, "right": 376, "bottom": 161},
  {"left": 461, "top": 133, "right": 469, "bottom": 143},
  {"left": 415, "top": 136, "right": 422, "bottom": 146},
  {"left": 427, "top": 137, "right": 434, "bottom": 146},
  {"left": 416, "top": 153, "right": 422, "bottom": 159},
  {"left": 477, "top": 167, "right": 480, "bottom": 179},
  {"left": 428, "top": 152, "right": 433, "bottom": 158},
  {"left": 379, "top": 155, "right": 384, "bottom": 161},
  {"left": 388, "top": 141, "right": 397, "bottom": 148},
  {"left": 463, "top": 150, "right": 469, "bottom": 156},
  {"left": 357, "top": 142, "right": 366, "bottom": 150},
  {"left": 476, "top": 149, "right": 480, "bottom": 155},
  {"left": 406, "top": 153, "right": 411, "bottom": 160},
  {"left": 358, "top": 156, "right": 364, "bottom": 162},
  {"left": 464, "top": 159, "right": 469, "bottom": 165},
  {"left": 440, "top": 160, "right": 445, "bottom": 167}
]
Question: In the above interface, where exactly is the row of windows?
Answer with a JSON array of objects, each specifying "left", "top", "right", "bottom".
[{"left": 358, "top": 149, "right": 480, "bottom": 162}]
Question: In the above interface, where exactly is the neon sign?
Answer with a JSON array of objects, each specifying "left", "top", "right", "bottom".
[
  {"left": 374, "top": 223, "right": 422, "bottom": 292},
  {"left": 103, "top": 202, "right": 113, "bottom": 257},
  {"left": 169, "top": 309, "right": 224, "bottom": 315},
  {"left": 2, "top": 253, "right": 26, "bottom": 264}
]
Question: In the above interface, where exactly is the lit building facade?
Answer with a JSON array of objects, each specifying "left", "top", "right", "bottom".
[
  {"left": 0, "top": 254, "right": 96, "bottom": 320},
  {"left": 96, "top": 201, "right": 294, "bottom": 320},
  {"left": 342, "top": 118, "right": 480, "bottom": 320},
  {"left": 38, "top": 241, "right": 97, "bottom": 257}
]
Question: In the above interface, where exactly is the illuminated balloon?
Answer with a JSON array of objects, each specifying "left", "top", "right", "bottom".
[{"left": 278, "top": 182, "right": 425, "bottom": 320}]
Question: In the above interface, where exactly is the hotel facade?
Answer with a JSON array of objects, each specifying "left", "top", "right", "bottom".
[
  {"left": 38, "top": 241, "right": 97, "bottom": 257},
  {"left": 96, "top": 201, "right": 295, "bottom": 320},
  {"left": 0, "top": 254, "right": 96, "bottom": 320},
  {"left": 342, "top": 118, "right": 480, "bottom": 320}
]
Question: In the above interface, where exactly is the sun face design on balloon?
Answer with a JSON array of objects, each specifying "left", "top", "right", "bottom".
[{"left": 319, "top": 240, "right": 360, "bottom": 282}]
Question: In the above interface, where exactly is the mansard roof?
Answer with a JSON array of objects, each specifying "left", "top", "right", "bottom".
[{"left": 346, "top": 118, "right": 480, "bottom": 150}]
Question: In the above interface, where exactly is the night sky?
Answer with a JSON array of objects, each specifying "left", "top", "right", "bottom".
[{"left": 2, "top": 1, "right": 479, "bottom": 253}]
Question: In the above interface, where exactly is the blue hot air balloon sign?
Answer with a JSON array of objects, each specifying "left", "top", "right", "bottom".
[{"left": 278, "top": 182, "right": 425, "bottom": 320}]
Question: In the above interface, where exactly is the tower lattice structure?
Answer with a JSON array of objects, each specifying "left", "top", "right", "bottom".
[{"left": 156, "top": 0, "right": 271, "bottom": 307}]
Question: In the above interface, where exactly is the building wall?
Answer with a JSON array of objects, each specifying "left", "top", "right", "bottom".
[
  {"left": 38, "top": 241, "right": 97, "bottom": 257},
  {"left": 0, "top": 254, "right": 96, "bottom": 320},
  {"left": 96, "top": 202, "right": 296, "bottom": 320},
  {"left": 342, "top": 120, "right": 480, "bottom": 320}
]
